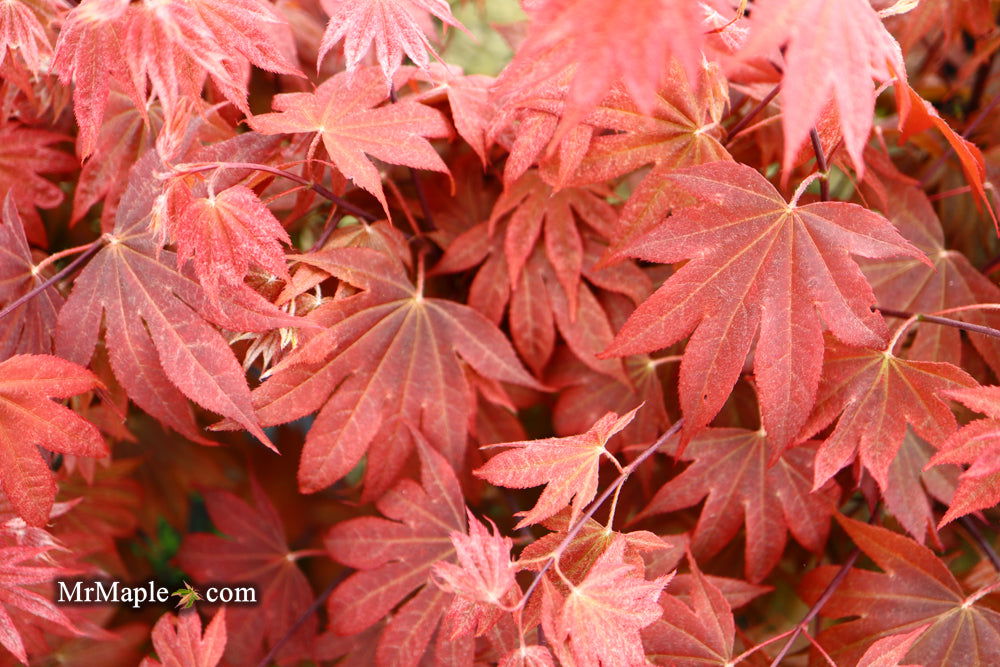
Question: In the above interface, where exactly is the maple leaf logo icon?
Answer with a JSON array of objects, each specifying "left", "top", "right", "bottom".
[{"left": 172, "top": 582, "right": 202, "bottom": 610}]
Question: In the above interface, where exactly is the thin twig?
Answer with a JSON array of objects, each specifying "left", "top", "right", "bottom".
[
  {"left": 768, "top": 548, "right": 860, "bottom": 665},
  {"left": 877, "top": 306, "right": 1000, "bottom": 341},
  {"left": 725, "top": 83, "right": 781, "bottom": 146},
  {"left": 515, "top": 419, "right": 684, "bottom": 610},
  {"left": 809, "top": 128, "right": 830, "bottom": 201},
  {"left": 0, "top": 236, "right": 106, "bottom": 323},
  {"left": 959, "top": 516, "right": 1000, "bottom": 573}
]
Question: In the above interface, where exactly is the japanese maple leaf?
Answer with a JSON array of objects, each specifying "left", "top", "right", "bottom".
[
  {"left": 171, "top": 582, "right": 202, "bottom": 610},
  {"left": 56, "top": 144, "right": 300, "bottom": 447},
  {"left": 237, "top": 246, "right": 540, "bottom": 496},
  {"left": 51, "top": 0, "right": 141, "bottom": 160},
  {"left": 861, "top": 186, "right": 1000, "bottom": 374},
  {"left": 0, "top": 196, "right": 62, "bottom": 359},
  {"left": 546, "top": 534, "right": 672, "bottom": 667},
  {"left": 326, "top": 439, "right": 467, "bottom": 667},
  {"left": 927, "top": 386, "right": 1000, "bottom": 526},
  {"left": 489, "top": 171, "right": 618, "bottom": 314},
  {"left": 885, "top": 431, "right": 960, "bottom": 544},
  {"left": 0, "top": 355, "right": 107, "bottom": 527},
  {"left": 431, "top": 510, "right": 517, "bottom": 639},
  {"left": 249, "top": 67, "right": 450, "bottom": 215},
  {"left": 0, "top": 122, "right": 77, "bottom": 246},
  {"left": 475, "top": 407, "right": 638, "bottom": 529},
  {"left": 317, "top": 0, "right": 468, "bottom": 82},
  {"left": 636, "top": 426, "right": 839, "bottom": 583},
  {"left": 163, "top": 182, "right": 291, "bottom": 294},
  {"left": 177, "top": 479, "right": 315, "bottom": 665},
  {"left": 493, "top": 0, "right": 707, "bottom": 142},
  {"left": 603, "top": 161, "right": 926, "bottom": 449},
  {"left": 741, "top": 0, "right": 905, "bottom": 176},
  {"left": 0, "top": 0, "right": 59, "bottom": 73},
  {"left": 855, "top": 625, "right": 930, "bottom": 667},
  {"left": 642, "top": 557, "right": 735, "bottom": 667},
  {"left": 800, "top": 515, "right": 1000, "bottom": 665},
  {"left": 141, "top": 608, "right": 226, "bottom": 667},
  {"left": 802, "top": 340, "right": 977, "bottom": 493},
  {"left": 0, "top": 541, "right": 83, "bottom": 664}
]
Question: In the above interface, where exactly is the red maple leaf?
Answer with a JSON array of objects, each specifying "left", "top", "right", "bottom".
[
  {"left": 0, "top": 354, "right": 107, "bottom": 526},
  {"left": 249, "top": 66, "right": 451, "bottom": 215},
  {"left": 326, "top": 437, "right": 469, "bottom": 667},
  {"left": 56, "top": 143, "right": 300, "bottom": 447},
  {"left": 801, "top": 515, "right": 1000, "bottom": 665},
  {"left": 637, "top": 425, "right": 839, "bottom": 583},
  {"left": 604, "top": 161, "right": 926, "bottom": 449},
  {"left": 141, "top": 608, "right": 226, "bottom": 667},
  {"left": 238, "top": 246, "right": 540, "bottom": 496},
  {"left": 802, "top": 339, "right": 977, "bottom": 492},
  {"left": 0, "top": 195, "right": 62, "bottom": 359},
  {"left": 476, "top": 408, "right": 638, "bottom": 528},
  {"left": 0, "top": 0, "right": 59, "bottom": 73},
  {"left": 318, "top": 0, "right": 468, "bottom": 81},
  {"left": 178, "top": 479, "right": 315, "bottom": 664},
  {"left": 742, "top": 0, "right": 906, "bottom": 176},
  {"left": 927, "top": 386, "right": 1000, "bottom": 526}
]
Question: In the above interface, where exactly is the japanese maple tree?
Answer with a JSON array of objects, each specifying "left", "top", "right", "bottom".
[{"left": 1, "top": 0, "right": 1000, "bottom": 665}]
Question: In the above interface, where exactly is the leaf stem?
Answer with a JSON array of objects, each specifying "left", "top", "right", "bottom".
[
  {"left": 254, "top": 571, "right": 347, "bottom": 667},
  {"left": 809, "top": 128, "right": 830, "bottom": 201},
  {"left": 0, "top": 235, "right": 107, "bottom": 323},
  {"left": 511, "top": 419, "right": 684, "bottom": 612},
  {"left": 877, "top": 306, "right": 1000, "bottom": 341},
  {"left": 725, "top": 83, "right": 781, "bottom": 146},
  {"left": 175, "top": 161, "right": 379, "bottom": 223}
]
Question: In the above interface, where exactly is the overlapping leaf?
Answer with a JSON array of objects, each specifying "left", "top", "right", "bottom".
[
  {"left": 604, "top": 161, "right": 926, "bottom": 449},
  {"left": 638, "top": 426, "right": 839, "bottom": 583},
  {"left": 56, "top": 143, "right": 300, "bottom": 447},
  {"left": 326, "top": 439, "right": 466, "bottom": 667},
  {"left": 178, "top": 479, "right": 314, "bottom": 664},
  {"left": 0, "top": 355, "right": 107, "bottom": 526},
  {"left": 141, "top": 608, "right": 226, "bottom": 667},
  {"left": 249, "top": 67, "right": 450, "bottom": 214},
  {"left": 801, "top": 515, "right": 1000, "bottom": 665}
]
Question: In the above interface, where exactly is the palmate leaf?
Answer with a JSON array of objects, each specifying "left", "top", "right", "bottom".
[
  {"left": 326, "top": 438, "right": 470, "bottom": 667},
  {"left": 801, "top": 515, "right": 1000, "bottom": 665},
  {"left": 0, "top": 355, "right": 107, "bottom": 527},
  {"left": 177, "top": 479, "right": 314, "bottom": 664},
  {"left": 475, "top": 408, "right": 638, "bottom": 529},
  {"left": 0, "top": 195, "right": 62, "bottom": 359},
  {"left": 637, "top": 426, "right": 839, "bottom": 583},
  {"left": 249, "top": 67, "right": 451, "bottom": 215},
  {"left": 240, "top": 246, "right": 541, "bottom": 497},
  {"left": 802, "top": 339, "right": 977, "bottom": 492},
  {"left": 604, "top": 161, "right": 926, "bottom": 449},
  {"left": 56, "top": 143, "right": 301, "bottom": 447},
  {"left": 140, "top": 608, "right": 226, "bottom": 667}
]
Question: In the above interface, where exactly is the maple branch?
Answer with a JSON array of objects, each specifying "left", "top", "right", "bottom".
[
  {"left": 725, "top": 83, "right": 781, "bottom": 145},
  {"left": 0, "top": 236, "right": 106, "bottom": 323},
  {"left": 767, "top": 548, "right": 860, "bottom": 665},
  {"left": 959, "top": 516, "right": 1000, "bottom": 573},
  {"left": 809, "top": 128, "right": 831, "bottom": 201},
  {"left": 254, "top": 571, "right": 348, "bottom": 667},
  {"left": 877, "top": 306, "right": 1000, "bottom": 341},
  {"left": 514, "top": 418, "right": 684, "bottom": 611},
  {"left": 176, "top": 162, "right": 379, "bottom": 223}
]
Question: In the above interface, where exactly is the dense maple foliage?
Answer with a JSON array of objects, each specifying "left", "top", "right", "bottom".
[{"left": 2, "top": 0, "right": 1000, "bottom": 665}]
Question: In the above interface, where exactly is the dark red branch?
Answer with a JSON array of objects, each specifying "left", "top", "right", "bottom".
[
  {"left": 959, "top": 516, "right": 1000, "bottom": 573},
  {"left": 0, "top": 236, "right": 106, "bottom": 323},
  {"left": 254, "top": 571, "right": 349, "bottom": 667},
  {"left": 725, "top": 83, "right": 781, "bottom": 146},
  {"left": 810, "top": 128, "right": 830, "bottom": 201},
  {"left": 877, "top": 306, "right": 1000, "bottom": 341}
]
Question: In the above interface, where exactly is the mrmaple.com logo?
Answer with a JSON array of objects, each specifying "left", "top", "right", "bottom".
[{"left": 55, "top": 579, "right": 258, "bottom": 609}]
